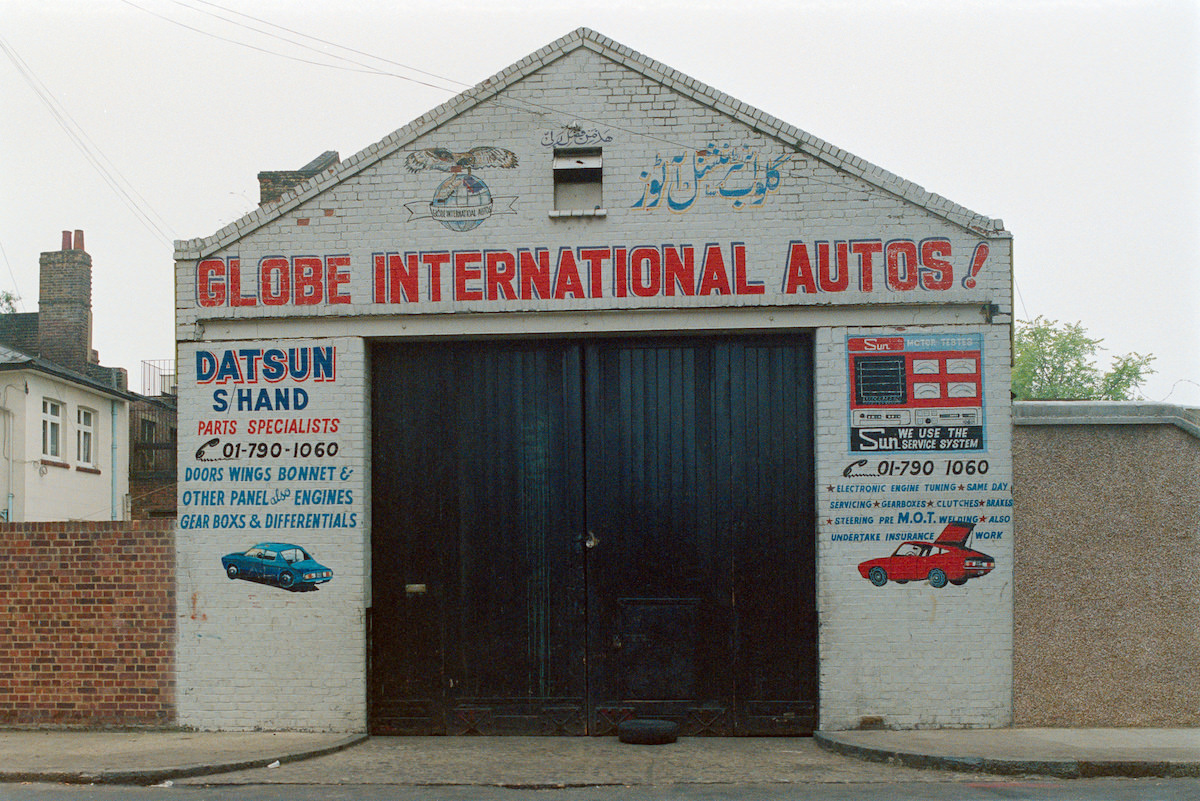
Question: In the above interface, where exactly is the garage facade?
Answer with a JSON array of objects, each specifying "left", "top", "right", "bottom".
[{"left": 174, "top": 29, "right": 1014, "bottom": 733}]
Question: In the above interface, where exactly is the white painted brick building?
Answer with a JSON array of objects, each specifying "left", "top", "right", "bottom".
[{"left": 174, "top": 28, "right": 1013, "bottom": 734}]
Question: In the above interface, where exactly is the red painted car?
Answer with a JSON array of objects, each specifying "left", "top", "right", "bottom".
[{"left": 857, "top": 521, "right": 995, "bottom": 588}]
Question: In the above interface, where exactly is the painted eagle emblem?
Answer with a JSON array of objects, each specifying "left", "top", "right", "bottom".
[{"left": 405, "top": 146, "right": 519, "bottom": 173}]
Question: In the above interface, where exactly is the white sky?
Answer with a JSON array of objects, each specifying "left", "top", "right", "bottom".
[{"left": 2, "top": 0, "right": 1197, "bottom": 403}]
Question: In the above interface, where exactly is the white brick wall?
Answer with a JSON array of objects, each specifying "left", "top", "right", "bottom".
[
  {"left": 174, "top": 35, "right": 1012, "bottom": 731},
  {"left": 815, "top": 325, "right": 1013, "bottom": 729},
  {"left": 176, "top": 337, "right": 368, "bottom": 731}
]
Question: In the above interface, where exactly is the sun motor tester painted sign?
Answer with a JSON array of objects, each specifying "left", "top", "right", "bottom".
[
  {"left": 847, "top": 333, "right": 985, "bottom": 453},
  {"left": 191, "top": 238, "right": 993, "bottom": 310},
  {"left": 826, "top": 328, "right": 1011, "bottom": 595}
]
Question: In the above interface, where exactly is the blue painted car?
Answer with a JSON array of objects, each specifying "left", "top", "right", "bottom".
[{"left": 221, "top": 542, "right": 333, "bottom": 591}]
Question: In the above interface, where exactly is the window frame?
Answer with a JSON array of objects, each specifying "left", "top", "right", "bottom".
[
  {"left": 41, "top": 398, "right": 63, "bottom": 460},
  {"left": 76, "top": 406, "right": 97, "bottom": 467},
  {"left": 551, "top": 147, "right": 605, "bottom": 216}
]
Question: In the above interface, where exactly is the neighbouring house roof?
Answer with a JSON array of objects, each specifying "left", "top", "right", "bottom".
[
  {"left": 0, "top": 343, "right": 136, "bottom": 402},
  {"left": 0, "top": 312, "right": 40, "bottom": 355},
  {"left": 175, "top": 27, "right": 1009, "bottom": 261}
]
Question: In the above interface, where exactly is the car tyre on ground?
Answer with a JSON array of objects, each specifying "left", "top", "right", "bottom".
[{"left": 617, "top": 719, "right": 679, "bottom": 745}]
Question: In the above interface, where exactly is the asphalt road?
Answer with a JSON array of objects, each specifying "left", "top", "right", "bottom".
[{"left": 4, "top": 778, "right": 1200, "bottom": 800}]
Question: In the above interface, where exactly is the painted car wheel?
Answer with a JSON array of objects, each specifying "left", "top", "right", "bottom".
[
  {"left": 949, "top": 577, "right": 968, "bottom": 586},
  {"left": 928, "top": 568, "right": 948, "bottom": 588},
  {"left": 279, "top": 571, "right": 296, "bottom": 588},
  {"left": 226, "top": 565, "right": 238, "bottom": 579},
  {"left": 868, "top": 566, "right": 888, "bottom": 587}
]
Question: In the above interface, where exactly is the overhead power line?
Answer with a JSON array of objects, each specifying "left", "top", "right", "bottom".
[
  {"left": 0, "top": 34, "right": 175, "bottom": 247},
  {"left": 120, "top": 0, "right": 464, "bottom": 92},
  {"left": 141, "top": 1, "right": 719, "bottom": 153},
  {"left": 182, "top": 0, "right": 471, "bottom": 90}
]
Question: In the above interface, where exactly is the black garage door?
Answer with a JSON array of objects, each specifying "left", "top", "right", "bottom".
[{"left": 370, "top": 336, "right": 815, "bottom": 735}]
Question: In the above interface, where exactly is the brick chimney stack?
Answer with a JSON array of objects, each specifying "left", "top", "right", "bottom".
[
  {"left": 38, "top": 230, "right": 93, "bottom": 374},
  {"left": 258, "top": 151, "right": 340, "bottom": 205}
]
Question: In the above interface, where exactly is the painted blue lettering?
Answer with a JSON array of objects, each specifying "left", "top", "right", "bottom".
[{"left": 196, "top": 351, "right": 218, "bottom": 383}]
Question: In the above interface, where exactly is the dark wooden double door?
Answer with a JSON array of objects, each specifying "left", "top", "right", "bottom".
[{"left": 370, "top": 336, "right": 815, "bottom": 735}]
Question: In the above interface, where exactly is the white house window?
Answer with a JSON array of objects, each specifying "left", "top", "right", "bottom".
[
  {"left": 42, "top": 399, "right": 62, "bottom": 459},
  {"left": 552, "top": 148, "right": 604, "bottom": 214},
  {"left": 77, "top": 407, "right": 96, "bottom": 466}
]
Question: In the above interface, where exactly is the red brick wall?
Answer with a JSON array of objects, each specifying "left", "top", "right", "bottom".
[
  {"left": 129, "top": 478, "right": 177, "bottom": 520},
  {"left": 0, "top": 520, "right": 175, "bottom": 727}
]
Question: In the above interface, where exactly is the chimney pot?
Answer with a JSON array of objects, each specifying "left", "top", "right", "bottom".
[
  {"left": 74, "top": 230, "right": 85, "bottom": 252},
  {"left": 61, "top": 231, "right": 72, "bottom": 251}
]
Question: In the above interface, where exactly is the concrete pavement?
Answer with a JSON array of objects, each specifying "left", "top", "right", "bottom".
[
  {"left": 0, "top": 731, "right": 365, "bottom": 786},
  {"left": 816, "top": 728, "right": 1200, "bottom": 779},
  {"left": 0, "top": 728, "right": 1197, "bottom": 786}
]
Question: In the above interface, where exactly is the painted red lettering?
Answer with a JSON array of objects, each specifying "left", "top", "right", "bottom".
[
  {"left": 375, "top": 253, "right": 419, "bottom": 303},
  {"left": 326, "top": 255, "right": 350, "bottom": 304},
  {"left": 630, "top": 246, "right": 661, "bottom": 298},
  {"left": 783, "top": 242, "right": 818, "bottom": 294},
  {"left": 423, "top": 253, "right": 449, "bottom": 302},
  {"left": 663, "top": 246, "right": 694, "bottom": 296},
  {"left": 293, "top": 257, "right": 323, "bottom": 305},
  {"left": 919, "top": 239, "right": 953, "bottom": 290},
  {"left": 851, "top": 241, "right": 882, "bottom": 292},
  {"left": 260, "top": 257, "right": 290, "bottom": 306},
  {"left": 733, "top": 244, "right": 763, "bottom": 295},
  {"left": 454, "top": 251, "right": 483, "bottom": 301},
  {"left": 817, "top": 242, "right": 849, "bottom": 292},
  {"left": 885, "top": 241, "right": 919, "bottom": 291},
  {"left": 229, "top": 258, "right": 257, "bottom": 307},
  {"left": 486, "top": 252, "right": 517, "bottom": 300},
  {"left": 579, "top": 248, "right": 608, "bottom": 299},
  {"left": 198, "top": 259, "right": 226, "bottom": 307},
  {"left": 553, "top": 249, "right": 586, "bottom": 299},
  {"left": 698, "top": 245, "right": 732, "bottom": 295},
  {"left": 519, "top": 249, "right": 551, "bottom": 300},
  {"left": 613, "top": 247, "right": 628, "bottom": 298}
]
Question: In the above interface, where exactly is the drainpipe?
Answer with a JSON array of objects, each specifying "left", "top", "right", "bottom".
[
  {"left": 111, "top": 399, "right": 119, "bottom": 520},
  {"left": 0, "top": 384, "right": 17, "bottom": 522},
  {"left": 5, "top": 405, "right": 11, "bottom": 521}
]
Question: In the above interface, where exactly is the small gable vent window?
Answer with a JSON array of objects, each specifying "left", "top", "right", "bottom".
[{"left": 552, "top": 148, "right": 605, "bottom": 217}]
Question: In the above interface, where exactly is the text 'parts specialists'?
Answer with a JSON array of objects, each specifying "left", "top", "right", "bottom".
[{"left": 195, "top": 241, "right": 991, "bottom": 307}]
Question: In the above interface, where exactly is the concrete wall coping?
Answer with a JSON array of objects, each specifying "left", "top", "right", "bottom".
[{"left": 1013, "top": 401, "right": 1200, "bottom": 440}]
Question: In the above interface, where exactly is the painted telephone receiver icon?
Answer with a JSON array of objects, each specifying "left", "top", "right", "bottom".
[{"left": 195, "top": 438, "right": 221, "bottom": 460}]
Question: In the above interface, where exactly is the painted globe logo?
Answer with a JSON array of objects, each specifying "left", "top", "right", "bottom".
[
  {"left": 428, "top": 174, "right": 494, "bottom": 232},
  {"left": 405, "top": 146, "right": 518, "bottom": 232}
]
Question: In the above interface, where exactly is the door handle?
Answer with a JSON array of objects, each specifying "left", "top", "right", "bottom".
[{"left": 585, "top": 531, "right": 599, "bottom": 550}]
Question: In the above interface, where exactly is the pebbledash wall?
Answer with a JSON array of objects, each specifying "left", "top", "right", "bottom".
[{"left": 173, "top": 29, "right": 1013, "bottom": 732}]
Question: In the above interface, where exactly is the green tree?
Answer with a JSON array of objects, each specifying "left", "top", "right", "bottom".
[
  {"left": 1012, "top": 316, "right": 1155, "bottom": 400},
  {"left": 0, "top": 290, "right": 15, "bottom": 314}
]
